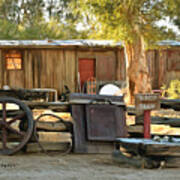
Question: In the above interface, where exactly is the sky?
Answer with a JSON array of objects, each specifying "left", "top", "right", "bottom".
[{"left": 157, "top": 19, "right": 180, "bottom": 36}]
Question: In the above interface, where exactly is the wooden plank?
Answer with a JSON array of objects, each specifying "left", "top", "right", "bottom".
[
  {"left": 26, "top": 142, "right": 70, "bottom": 153},
  {"left": 40, "top": 49, "right": 47, "bottom": 88},
  {"left": 1, "top": 50, "right": 7, "bottom": 87},
  {"left": 8, "top": 70, "right": 25, "bottom": 88},
  {"left": 114, "top": 138, "right": 180, "bottom": 168},
  {"left": 64, "top": 50, "right": 76, "bottom": 92},
  {"left": 117, "top": 49, "right": 126, "bottom": 81},
  {"left": 25, "top": 101, "right": 70, "bottom": 111},
  {"left": 145, "top": 145, "right": 180, "bottom": 156},
  {"left": 164, "top": 157, "right": 180, "bottom": 168},
  {"left": 128, "top": 124, "right": 180, "bottom": 136},
  {"left": 53, "top": 50, "right": 64, "bottom": 94},
  {"left": 161, "top": 99, "right": 180, "bottom": 111},
  {"left": 36, "top": 121, "right": 67, "bottom": 131},
  {"left": 158, "top": 50, "right": 167, "bottom": 88},
  {"left": 116, "top": 138, "right": 180, "bottom": 157},
  {"left": 96, "top": 51, "right": 116, "bottom": 81},
  {"left": 0, "top": 134, "right": 21, "bottom": 142},
  {"left": 37, "top": 132, "right": 72, "bottom": 143},
  {"left": 71, "top": 104, "right": 88, "bottom": 153},
  {"left": 136, "top": 116, "right": 180, "bottom": 127},
  {"left": 77, "top": 51, "right": 96, "bottom": 59},
  {"left": 0, "top": 142, "right": 19, "bottom": 149},
  {"left": 24, "top": 50, "right": 33, "bottom": 89},
  {"left": 31, "top": 50, "right": 38, "bottom": 87},
  {"left": 146, "top": 50, "right": 156, "bottom": 88},
  {"left": 0, "top": 50, "right": 2, "bottom": 88},
  {"left": 167, "top": 49, "right": 180, "bottom": 71},
  {"left": 152, "top": 108, "right": 180, "bottom": 118}
]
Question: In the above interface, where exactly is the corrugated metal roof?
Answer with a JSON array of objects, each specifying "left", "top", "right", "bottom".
[
  {"left": 0, "top": 39, "right": 179, "bottom": 47},
  {"left": 158, "top": 40, "right": 180, "bottom": 46},
  {"left": 0, "top": 40, "right": 122, "bottom": 47}
]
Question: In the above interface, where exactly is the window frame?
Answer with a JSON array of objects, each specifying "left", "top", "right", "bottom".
[{"left": 5, "top": 50, "right": 23, "bottom": 71}]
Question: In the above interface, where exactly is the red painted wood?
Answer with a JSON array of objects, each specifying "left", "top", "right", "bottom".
[
  {"left": 144, "top": 110, "right": 151, "bottom": 139},
  {"left": 79, "top": 59, "right": 95, "bottom": 87}
]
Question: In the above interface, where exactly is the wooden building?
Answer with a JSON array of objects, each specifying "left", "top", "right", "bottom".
[
  {"left": 0, "top": 40, "right": 179, "bottom": 98},
  {"left": 0, "top": 40, "right": 126, "bottom": 97},
  {"left": 146, "top": 40, "right": 180, "bottom": 89}
]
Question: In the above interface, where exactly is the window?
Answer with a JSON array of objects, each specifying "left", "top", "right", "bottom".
[{"left": 5, "top": 50, "right": 22, "bottom": 70}]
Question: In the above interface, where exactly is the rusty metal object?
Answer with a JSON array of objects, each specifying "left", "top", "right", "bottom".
[
  {"left": 70, "top": 93, "right": 127, "bottom": 153},
  {"left": 0, "top": 97, "right": 34, "bottom": 155},
  {"left": 86, "top": 104, "right": 126, "bottom": 141}
]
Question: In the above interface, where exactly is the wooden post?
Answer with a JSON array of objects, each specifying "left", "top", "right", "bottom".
[
  {"left": 144, "top": 110, "right": 151, "bottom": 139},
  {"left": 135, "top": 93, "right": 160, "bottom": 139}
]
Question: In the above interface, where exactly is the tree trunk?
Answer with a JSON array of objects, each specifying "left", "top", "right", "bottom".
[{"left": 124, "top": 36, "right": 152, "bottom": 104}]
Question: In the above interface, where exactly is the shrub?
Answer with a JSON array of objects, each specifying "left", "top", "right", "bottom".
[{"left": 164, "top": 80, "right": 180, "bottom": 99}]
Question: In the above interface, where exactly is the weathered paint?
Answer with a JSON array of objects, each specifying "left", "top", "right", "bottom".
[
  {"left": 0, "top": 39, "right": 179, "bottom": 95},
  {"left": 0, "top": 48, "right": 125, "bottom": 95}
]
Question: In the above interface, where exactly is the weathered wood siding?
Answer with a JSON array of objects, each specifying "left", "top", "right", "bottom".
[
  {"left": 147, "top": 48, "right": 180, "bottom": 89},
  {"left": 25, "top": 49, "right": 76, "bottom": 94},
  {"left": 0, "top": 49, "right": 75, "bottom": 94},
  {"left": 117, "top": 49, "right": 126, "bottom": 81},
  {"left": 0, "top": 48, "right": 126, "bottom": 95},
  {"left": 0, "top": 49, "right": 2, "bottom": 88},
  {"left": 0, "top": 46, "right": 179, "bottom": 95},
  {"left": 146, "top": 50, "right": 157, "bottom": 88}
]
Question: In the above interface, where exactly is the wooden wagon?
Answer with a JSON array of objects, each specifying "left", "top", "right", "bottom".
[{"left": 0, "top": 88, "right": 72, "bottom": 155}]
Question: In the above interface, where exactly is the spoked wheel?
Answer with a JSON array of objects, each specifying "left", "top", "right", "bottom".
[{"left": 0, "top": 97, "right": 34, "bottom": 155}]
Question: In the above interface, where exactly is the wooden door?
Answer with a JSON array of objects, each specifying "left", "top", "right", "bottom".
[
  {"left": 3, "top": 50, "right": 25, "bottom": 88},
  {"left": 96, "top": 54, "right": 116, "bottom": 81},
  {"left": 79, "top": 59, "right": 95, "bottom": 87}
]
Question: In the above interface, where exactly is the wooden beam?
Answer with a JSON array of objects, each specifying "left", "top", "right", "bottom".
[
  {"left": 37, "top": 132, "right": 72, "bottom": 143},
  {"left": 128, "top": 124, "right": 180, "bottom": 136},
  {"left": 136, "top": 116, "right": 180, "bottom": 127},
  {"left": 26, "top": 142, "right": 70, "bottom": 153},
  {"left": 36, "top": 121, "right": 68, "bottom": 131},
  {"left": 25, "top": 101, "right": 70, "bottom": 111}
]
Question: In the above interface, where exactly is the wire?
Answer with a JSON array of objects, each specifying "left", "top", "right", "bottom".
[{"left": 34, "top": 113, "right": 73, "bottom": 156}]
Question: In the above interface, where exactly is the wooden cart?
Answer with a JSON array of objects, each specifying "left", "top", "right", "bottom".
[{"left": 0, "top": 88, "right": 71, "bottom": 155}]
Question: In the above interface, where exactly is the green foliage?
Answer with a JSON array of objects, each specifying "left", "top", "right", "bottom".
[
  {"left": 0, "top": 20, "right": 19, "bottom": 39},
  {"left": 0, "top": 0, "right": 179, "bottom": 41},
  {"left": 0, "top": 0, "right": 86, "bottom": 40},
  {"left": 164, "top": 80, "right": 180, "bottom": 99},
  {"left": 71, "top": 0, "right": 179, "bottom": 44},
  {"left": 0, "top": 0, "right": 45, "bottom": 25}
]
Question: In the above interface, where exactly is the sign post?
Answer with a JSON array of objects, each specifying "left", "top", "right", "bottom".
[{"left": 135, "top": 94, "right": 160, "bottom": 139}]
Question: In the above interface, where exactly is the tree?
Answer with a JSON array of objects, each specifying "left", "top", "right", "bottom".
[
  {"left": 171, "top": 1, "right": 180, "bottom": 31},
  {"left": 72, "top": 0, "right": 178, "bottom": 104},
  {"left": 0, "top": 0, "right": 87, "bottom": 40},
  {"left": 0, "top": 20, "right": 19, "bottom": 39},
  {"left": 0, "top": 0, "right": 45, "bottom": 25}
]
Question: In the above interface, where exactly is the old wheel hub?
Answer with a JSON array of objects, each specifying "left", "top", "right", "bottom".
[{"left": 0, "top": 97, "right": 34, "bottom": 155}]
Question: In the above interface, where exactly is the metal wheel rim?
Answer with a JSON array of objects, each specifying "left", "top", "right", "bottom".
[{"left": 0, "top": 96, "right": 34, "bottom": 155}]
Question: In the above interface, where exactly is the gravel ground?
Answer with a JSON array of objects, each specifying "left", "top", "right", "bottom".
[{"left": 0, "top": 154, "right": 180, "bottom": 180}]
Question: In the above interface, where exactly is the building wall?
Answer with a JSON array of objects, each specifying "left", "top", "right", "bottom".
[
  {"left": 146, "top": 47, "right": 180, "bottom": 89},
  {"left": 0, "top": 48, "right": 126, "bottom": 95},
  {"left": 0, "top": 46, "right": 179, "bottom": 95}
]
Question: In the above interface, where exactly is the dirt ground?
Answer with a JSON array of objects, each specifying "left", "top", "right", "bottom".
[{"left": 0, "top": 153, "right": 180, "bottom": 180}]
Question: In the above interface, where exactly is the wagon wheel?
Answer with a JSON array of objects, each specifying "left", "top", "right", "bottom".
[{"left": 0, "top": 97, "right": 34, "bottom": 155}]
